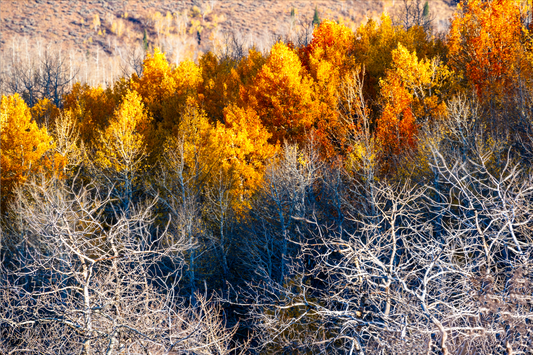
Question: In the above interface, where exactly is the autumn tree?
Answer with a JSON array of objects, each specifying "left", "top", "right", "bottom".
[
  {"left": 241, "top": 42, "right": 317, "bottom": 145},
  {"left": 213, "top": 104, "right": 277, "bottom": 208},
  {"left": 337, "top": 66, "right": 379, "bottom": 199},
  {"left": 353, "top": 13, "right": 445, "bottom": 103},
  {"left": 376, "top": 43, "right": 451, "bottom": 172},
  {"left": 30, "top": 97, "right": 60, "bottom": 129},
  {"left": 302, "top": 20, "right": 357, "bottom": 157},
  {"left": 62, "top": 82, "right": 119, "bottom": 145},
  {"left": 94, "top": 89, "right": 151, "bottom": 214},
  {"left": 156, "top": 100, "right": 278, "bottom": 290},
  {"left": 51, "top": 110, "right": 84, "bottom": 174},
  {"left": 131, "top": 48, "right": 202, "bottom": 132},
  {"left": 198, "top": 51, "right": 238, "bottom": 122},
  {"left": 447, "top": 0, "right": 533, "bottom": 146},
  {"left": 0, "top": 94, "right": 63, "bottom": 210},
  {"left": 448, "top": 0, "right": 530, "bottom": 99},
  {"left": 198, "top": 49, "right": 266, "bottom": 123},
  {"left": 156, "top": 102, "right": 218, "bottom": 296},
  {"left": 304, "top": 20, "right": 355, "bottom": 72}
]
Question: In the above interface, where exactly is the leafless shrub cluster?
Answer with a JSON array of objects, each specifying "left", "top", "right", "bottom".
[
  {"left": 238, "top": 96, "right": 533, "bottom": 354},
  {"left": 0, "top": 174, "right": 243, "bottom": 354}
]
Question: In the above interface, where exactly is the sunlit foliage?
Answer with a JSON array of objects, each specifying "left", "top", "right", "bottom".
[
  {"left": 241, "top": 42, "right": 317, "bottom": 145},
  {"left": 448, "top": 0, "right": 531, "bottom": 99},
  {"left": 354, "top": 13, "right": 446, "bottom": 100},
  {"left": 0, "top": 94, "right": 64, "bottom": 208},
  {"left": 305, "top": 20, "right": 357, "bottom": 157},
  {"left": 377, "top": 44, "right": 451, "bottom": 171},
  {"left": 63, "top": 82, "right": 118, "bottom": 145}
]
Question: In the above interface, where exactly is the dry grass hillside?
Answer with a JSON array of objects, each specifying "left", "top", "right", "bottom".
[{"left": 0, "top": 0, "right": 457, "bottom": 88}]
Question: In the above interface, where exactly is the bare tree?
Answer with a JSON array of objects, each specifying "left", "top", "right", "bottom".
[
  {"left": 3, "top": 45, "right": 77, "bottom": 108},
  {"left": 204, "top": 170, "right": 235, "bottom": 284},
  {"left": 392, "top": 0, "right": 434, "bottom": 32},
  {"left": 7, "top": 53, "right": 40, "bottom": 107},
  {"left": 40, "top": 50, "right": 76, "bottom": 108},
  {"left": 117, "top": 43, "right": 145, "bottom": 78},
  {"left": 244, "top": 143, "right": 320, "bottom": 284},
  {"left": 218, "top": 31, "right": 249, "bottom": 62},
  {"left": 243, "top": 95, "right": 533, "bottom": 354},
  {"left": 0, "top": 174, "right": 243, "bottom": 354}
]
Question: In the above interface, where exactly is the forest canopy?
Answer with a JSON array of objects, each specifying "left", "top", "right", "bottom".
[{"left": 2, "top": 1, "right": 533, "bottom": 354}]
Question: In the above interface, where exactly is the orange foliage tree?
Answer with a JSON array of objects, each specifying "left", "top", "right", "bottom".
[
  {"left": 303, "top": 20, "right": 357, "bottom": 157},
  {"left": 241, "top": 42, "right": 317, "bottom": 145},
  {"left": 448, "top": 0, "right": 530, "bottom": 99},
  {"left": 198, "top": 49, "right": 266, "bottom": 123},
  {"left": 0, "top": 94, "right": 64, "bottom": 208}
]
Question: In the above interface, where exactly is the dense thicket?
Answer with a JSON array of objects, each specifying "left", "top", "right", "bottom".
[{"left": 2, "top": 1, "right": 533, "bottom": 354}]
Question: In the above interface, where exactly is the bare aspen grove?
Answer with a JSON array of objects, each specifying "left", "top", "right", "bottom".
[{"left": 1, "top": 1, "right": 533, "bottom": 354}]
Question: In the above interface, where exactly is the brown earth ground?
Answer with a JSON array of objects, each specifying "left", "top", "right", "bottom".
[
  {"left": 0, "top": 0, "right": 457, "bottom": 87},
  {"left": 0, "top": 0, "right": 457, "bottom": 52}
]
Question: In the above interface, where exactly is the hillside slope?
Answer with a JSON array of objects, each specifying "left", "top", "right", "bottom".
[{"left": 0, "top": 0, "right": 456, "bottom": 54}]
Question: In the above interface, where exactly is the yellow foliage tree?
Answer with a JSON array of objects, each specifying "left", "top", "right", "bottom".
[
  {"left": 163, "top": 100, "right": 276, "bottom": 215},
  {"left": 130, "top": 48, "right": 174, "bottom": 121},
  {"left": 377, "top": 44, "right": 451, "bottom": 171},
  {"left": 198, "top": 51, "right": 234, "bottom": 122},
  {"left": 0, "top": 94, "right": 63, "bottom": 208},
  {"left": 63, "top": 82, "right": 118, "bottom": 145},
  {"left": 235, "top": 48, "right": 268, "bottom": 89},
  {"left": 52, "top": 110, "right": 84, "bottom": 174},
  {"left": 95, "top": 90, "right": 151, "bottom": 211},
  {"left": 213, "top": 104, "right": 278, "bottom": 210},
  {"left": 96, "top": 90, "right": 151, "bottom": 172},
  {"left": 173, "top": 101, "right": 215, "bottom": 169},
  {"left": 354, "top": 13, "right": 445, "bottom": 101},
  {"left": 131, "top": 48, "right": 202, "bottom": 128},
  {"left": 30, "top": 97, "right": 60, "bottom": 129},
  {"left": 161, "top": 102, "right": 218, "bottom": 213}
]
